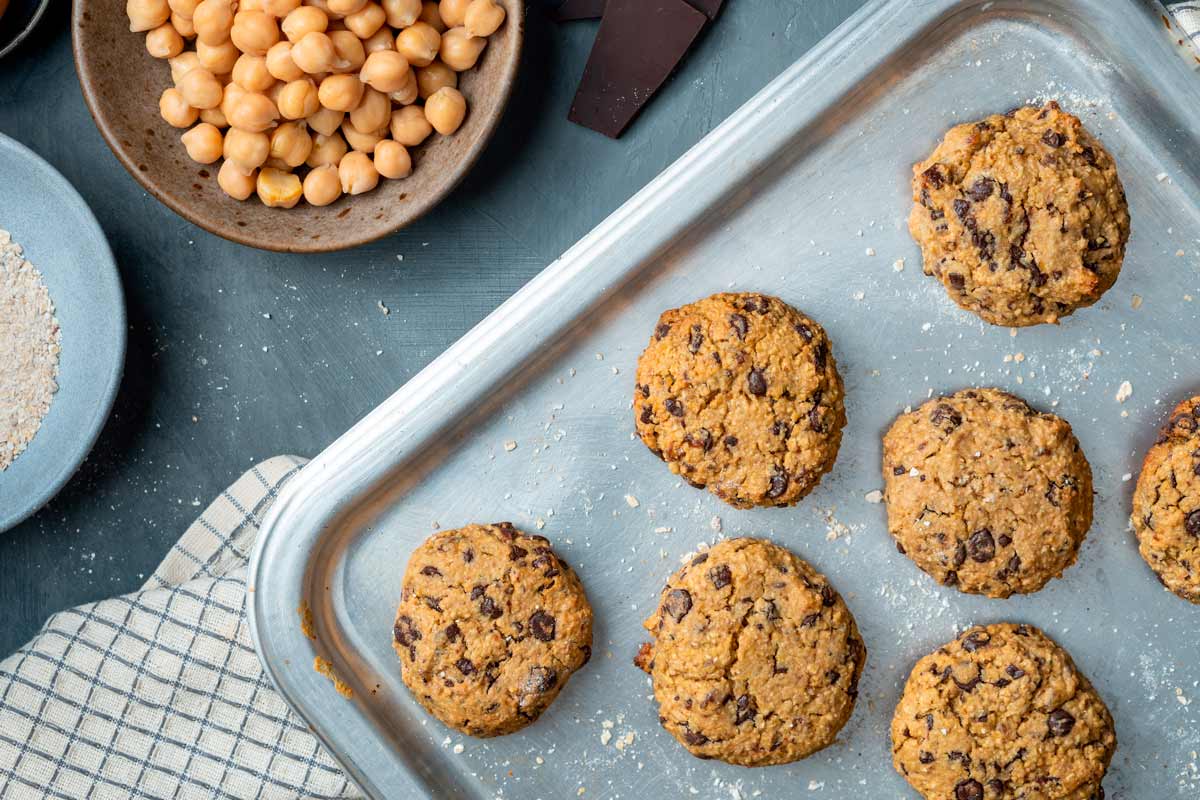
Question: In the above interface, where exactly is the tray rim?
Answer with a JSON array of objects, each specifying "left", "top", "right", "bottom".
[{"left": 247, "top": 1, "right": 1200, "bottom": 796}]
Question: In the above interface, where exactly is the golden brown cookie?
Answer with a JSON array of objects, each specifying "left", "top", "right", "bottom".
[
  {"left": 892, "top": 623, "right": 1116, "bottom": 800},
  {"left": 909, "top": 101, "right": 1129, "bottom": 327},
  {"left": 634, "top": 293, "right": 846, "bottom": 509},
  {"left": 882, "top": 388, "right": 1093, "bottom": 598},
  {"left": 637, "top": 538, "right": 865, "bottom": 766},
  {"left": 393, "top": 523, "right": 593, "bottom": 737},
  {"left": 1132, "top": 395, "right": 1200, "bottom": 603}
]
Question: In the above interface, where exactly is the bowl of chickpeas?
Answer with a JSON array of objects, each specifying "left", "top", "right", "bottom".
[{"left": 73, "top": 0, "right": 521, "bottom": 251}]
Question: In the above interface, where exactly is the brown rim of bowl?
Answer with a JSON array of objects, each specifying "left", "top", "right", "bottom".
[{"left": 71, "top": 4, "right": 524, "bottom": 253}]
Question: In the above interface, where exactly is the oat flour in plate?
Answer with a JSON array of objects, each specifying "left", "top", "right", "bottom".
[{"left": 0, "top": 228, "right": 61, "bottom": 470}]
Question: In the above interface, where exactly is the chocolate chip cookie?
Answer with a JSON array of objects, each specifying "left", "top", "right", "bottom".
[
  {"left": 882, "top": 388, "right": 1093, "bottom": 598},
  {"left": 892, "top": 623, "right": 1116, "bottom": 800},
  {"left": 910, "top": 101, "right": 1129, "bottom": 327},
  {"left": 634, "top": 293, "right": 846, "bottom": 509},
  {"left": 636, "top": 538, "right": 865, "bottom": 766},
  {"left": 393, "top": 523, "right": 593, "bottom": 737},
  {"left": 1132, "top": 395, "right": 1200, "bottom": 603}
]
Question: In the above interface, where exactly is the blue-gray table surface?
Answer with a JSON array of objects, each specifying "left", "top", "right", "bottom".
[{"left": 0, "top": 0, "right": 871, "bottom": 657}]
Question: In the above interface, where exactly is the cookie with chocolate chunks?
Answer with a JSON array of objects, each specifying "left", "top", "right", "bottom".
[
  {"left": 909, "top": 101, "right": 1129, "bottom": 326},
  {"left": 1132, "top": 394, "right": 1200, "bottom": 603},
  {"left": 892, "top": 623, "right": 1115, "bottom": 800},
  {"left": 634, "top": 292, "right": 846, "bottom": 509},
  {"left": 637, "top": 538, "right": 865, "bottom": 766},
  {"left": 882, "top": 388, "right": 1093, "bottom": 598},
  {"left": 393, "top": 523, "right": 592, "bottom": 736}
]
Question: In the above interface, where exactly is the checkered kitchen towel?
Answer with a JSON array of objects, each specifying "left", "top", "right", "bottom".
[{"left": 0, "top": 456, "right": 360, "bottom": 799}]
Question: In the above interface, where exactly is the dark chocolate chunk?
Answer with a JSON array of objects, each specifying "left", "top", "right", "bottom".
[
  {"left": 961, "top": 630, "right": 990, "bottom": 652},
  {"left": 529, "top": 610, "right": 556, "bottom": 641},
  {"left": 708, "top": 564, "right": 731, "bottom": 589},
  {"left": 967, "top": 529, "right": 996, "bottom": 563},
  {"left": 1186, "top": 510, "right": 1200, "bottom": 538},
  {"left": 766, "top": 467, "right": 788, "bottom": 499},
  {"left": 664, "top": 588, "right": 692, "bottom": 622},
  {"left": 747, "top": 368, "right": 767, "bottom": 396},
  {"left": 729, "top": 313, "right": 748, "bottom": 339},
  {"left": 393, "top": 615, "right": 420, "bottom": 647},
  {"left": 955, "top": 779, "right": 983, "bottom": 800},
  {"left": 456, "top": 657, "right": 476, "bottom": 676},
  {"left": 688, "top": 324, "right": 703, "bottom": 354},
  {"left": 1048, "top": 708, "right": 1075, "bottom": 737},
  {"left": 1042, "top": 130, "right": 1065, "bottom": 147},
  {"left": 966, "top": 177, "right": 995, "bottom": 201},
  {"left": 734, "top": 693, "right": 756, "bottom": 724},
  {"left": 521, "top": 666, "right": 557, "bottom": 696},
  {"left": 420, "top": 565, "right": 442, "bottom": 577},
  {"left": 479, "top": 595, "right": 502, "bottom": 619}
]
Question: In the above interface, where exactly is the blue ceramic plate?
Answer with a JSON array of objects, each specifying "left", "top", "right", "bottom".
[{"left": 0, "top": 132, "right": 125, "bottom": 533}]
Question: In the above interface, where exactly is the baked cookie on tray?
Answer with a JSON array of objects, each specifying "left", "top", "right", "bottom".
[
  {"left": 636, "top": 538, "right": 865, "bottom": 766},
  {"left": 909, "top": 101, "right": 1129, "bottom": 327},
  {"left": 882, "top": 388, "right": 1093, "bottom": 598},
  {"left": 1132, "top": 394, "right": 1200, "bottom": 603},
  {"left": 634, "top": 292, "right": 846, "bottom": 509},
  {"left": 393, "top": 523, "right": 593, "bottom": 737},
  {"left": 891, "top": 623, "right": 1116, "bottom": 800}
]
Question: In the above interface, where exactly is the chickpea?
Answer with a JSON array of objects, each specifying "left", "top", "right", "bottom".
[
  {"left": 242, "top": 0, "right": 267, "bottom": 9},
  {"left": 281, "top": 5, "right": 327, "bottom": 41},
  {"left": 388, "top": 67, "right": 418, "bottom": 105},
  {"left": 344, "top": 2, "right": 384, "bottom": 38},
  {"left": 302, "top": 164, "right": 342, "bottom": 205},
  {"left": 303, "top": 0, "right": 339, "bottom": 19},
  {"left": 171, "top": 12, "right": 196, "bottom": 37},
  {"left": 192, "top": 0, "right": 233, "bottom": 45},
  {"left": 350, "top": 86, "right": 390, "bottom": 132},
  {"left": 380, "top": 0, "right": 419, "bottom": 27},
  {"left": 177, "top": 67, "right": 223, "bottom": 109},
  {"left": 231, "top": 54, "right": 274, "bottom": 91},
  {"left": 329, "top": 30, "right": 365, "bottom": 73},
  {"left": 326, "top": 0, "right": 366, "bottom": 15},
  {"left": 220, "top": 81, "right": 247, "bottom": 118},
  {"left": 424, "top": 85, "right": 465, "bottom": 134},
  {"left": 416, "top": 60, "right": 455, "bottom": 98},
  {"left": 306, "top": 131, "right": 348, "bottom": 167},
  {"left": 362, "top": 26, "right": 394, "bottom": 54},
  {"left": 230, "top": 10, "right": 280, "bottom": 55},
  {"left": 463, "top": 0, "right": 503, "bottom": 37},
  {"left": 373, "top": 139, "right": 411, "bottom": 179},
  {"left": 127, "top": 0, "right": 170, "bottom": 32},
  {"left": 358, "top": 49, "right": 410, "bottom": 93},
  {"left": 167, "top": 0, "right": 199, "bottom": 19},
  {"left": 169, "top": 51, "right": 201, "bottom": 83},
  {"left": 262, "top": 0, "right": 300, "bottom": 16},
  {"left": 223, "top": 126, "right": 271, "bottom": 168},
  {"left": 227, "top": 92, "right": 279, "bottom": 131},
  {"left": 341, "top": 120, "right": 383, "bottom": 152},
  {"left": 270, "top": 79, "right": 314, "bottom": 119},
  {"left": 317, "top": 73, "right": 363, "bottom": 111},
  {"left": 256, "top": 167, "right": 303, "bottom": 207},
  {"left": 266, "top": 79, "right": 287, "bottom": 106},
  {"left": 180, "top": 122, "right": 224, "bottom": 162},
  {"left": 437, "top": 0, "right": 468, "bottom": 27},
  {"left": 268, "top": 122, "right": 314, "bottom": 166},
  {"left": 394, "top": 21, "right": 439, "bottom": 67},
  {"left": 389, "top": 104, "right": 431, "bottom": 145},
  {"left": 159, "top": 87, "right": 199, "bottom": 127},
  {"left": 265, "top": 41, "right": 304, "bottom": 80},
  {"left": 290, "top": 31, "right": 336, "bottom": 73},
  {"left": 418, "top": 0, "right": 445, "bottom": 31},
  {"left": 306, "top": 105, "right": 344, "bottom": 136},
  {"left": 438, "top": 26, "right": 484, "bottom": 71},
  {"left": 146, "top": 23, "right": 184, "bottom": 57},
  {"left": 217, "top": 159, "right": 257, "bottom": 199},
  {"left": 199, "top": 105, "right": 229, "bottom": 127},
  {"left": 337, "top": 150, "right": 378, "bottom": 194},
  {"left": 196, "top": 38, "right": 240, "bottom": 73}
]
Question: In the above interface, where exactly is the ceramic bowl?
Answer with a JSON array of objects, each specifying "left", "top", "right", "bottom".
[
  {"left": 0, "top": 0, "right": 52, "bottom": 59},
  {"left": 72, "top": 1, "right": 523, "bottom": 253}
]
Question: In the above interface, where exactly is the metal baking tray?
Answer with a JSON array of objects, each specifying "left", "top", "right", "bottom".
[{"left": 248, "top": 1, "right": 1200, "bottom": 797}]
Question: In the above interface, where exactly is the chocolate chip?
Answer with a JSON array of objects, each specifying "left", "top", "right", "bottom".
[
  {"left": 766, "top": 467, "right": 788, "bottom": 499},
  {"left": 1004, "top": 553, "right": 1021, "bottom": 575},
  {"left": 1186, "top": 510, "right": 1200, "bottom": 538},
  {"left": 640, "top": 406, "right": 653, "bottom": 424},
  {"left": 688, "top": 324, "right": 703, "bottom": 354},
  {"left": 821, "top": 584, "right": 836, "bottom": 607},
  {"left": 955, "top": 779, "right": 984, "bottom": 800},
  {"left": 691, "top": 552, "right": 709, "bottom": 566},
  {"left": 747, "top": 368, "right": 767, "bottom": 396},
  {"left": 708, "top": 564, "right": 732, "bottom": 589},
  {"left": 952, "top": 542, "right": 967, "bottom": 569},
  {"left": 962, "top": 631, "right": 991, "bottom": 652},
  {"left": 445, "top": 622, "right": 460, "bottom": 641},
  {"left": 800, "top": 613, "right": 820, "bottom": 628},
  {"left": 763, "top": 600, "right": 780, "bottom": 621},
  {"left": 918, "top": 750, "right": 934, "bottom": 764},
  {"left": 813, "top": 343, "right": 827, "bottom": 371},
  {"left": 531, "top": 554, "right": 561, "bottom": 578},
  {"left": 729, "top": 313, "right": 748, "bottom": 339},
  {"left": 681, "top": 726, "right": 708, "bottom": 746},
  {"left": 479, "top": 596, "right": 502, "bottom": 619},
  {"left": 723, "top": 435, "right": 738, "bottom": 448},
  {"left": 654, "top": 323, "right": 671, "bottom": 340},
  {"left": 529, "top": 610, "right": 556, "bottom": 641},
  {"left": 953, "top": 198, "right": 971, "bottom": 220},
  {"left": 422, "top": 596, "right": 442, "bottom": 611},
  {"left": 509, "top": 544, "right": 528, "bottom": 561},
  {"left": 930, "top": 403, "right": 963, "bottom": 431},
  {"left": 968, "top": 529, "right": 996, "bottom": 563},
  {"left": 1048, "top": 708, "right": 1075, "bottom": 737},
  {"left": 580, "top": 644, "right": 592, "bottom": 664},
  {"left": 463, "top": 549, "right": 474, "bottom": 563},
  {"left": 1042, "top": 130, "right": 1065, "bottom": 147},
  {"left": 966, "top": 177, "right": 995, "bottom": 201},
  {"left": 944, "top": 570, "right": 958, "bottom": 586},
  {"left": 808, "top": 406, "right": 823, "bottom": 433},
  {"left": 893, "top": 465, "right": 906, "bottom": 475},
  {"left": 997, "top": 534, "right": 1012, "bottom": 547},
  {"left": 664, "top": 397, "right": 685, "bottom": 418},
  {"left": 521, "top": 666, "right": 557, "bottom": 696},
  {"left": 394, "top": 615, "right": 421, "bottom": 647},
  {"left": 420, "top": 565, "right": 442, "bottom": 577},
  {"left": 1006, "top": 664, "right": 1025, "bottom": 680},
  {"left": 685, "top": 428, "right": 713, "bottom": 451},
  {"left": 456, "top": 657, "right": 475, "bottom": 676},
  {"left": 734, "top": 694, "right": 756, "bottom": 724},
  {"left": 470, "top": 585, "right": 485, "bottom": 600},
  {"left": 664, "top": 588, "right": 692, "bottom": 622},
  {"left": 794, "top": 323, "right": 812, "bottom": 341},
  {"left": 923, "top": 164, "right": 946, "bottom": 188}
]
